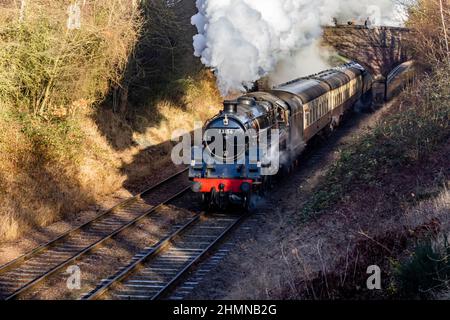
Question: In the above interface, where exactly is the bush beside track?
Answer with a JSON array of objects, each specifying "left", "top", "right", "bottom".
[
  {"left": 297, "top": 0, "right": 450, "bottom": 298},
  {"left": 0, "top": 0, "right": 221, "bottom": 242},
  {"left": 302, "top": 68, "right": 449, "bottom": 219}
]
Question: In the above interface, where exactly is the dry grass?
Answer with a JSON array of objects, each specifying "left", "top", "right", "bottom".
[
  {"left": 392, "top": 188, "right": 450, "bottom": 298},
  {"left": 95, "top": 70, "right": 222, "bottom": 190},
  {"left": 0, "top": 1, "right": 141, "bottom": 242},
  {"left": 132, "top": 71, "right": 222, "bottom": 145},
  {"left": 0, "top": 1, "right": 222, "bottom": 243},
  {"left": 406, "top": 0, "right": 450, "bottom": 69},
  {"left": 0, "top": 103, "right": 126, "bottom": 241},
  {"left": 404, "top": 188, "right": 450, "bottom": 231},
  {"left": 0, "top": 0, "right": 141, "bottom": 116},
  {"left": 220, "top": 174, "right": 449, "bottom": 300}
]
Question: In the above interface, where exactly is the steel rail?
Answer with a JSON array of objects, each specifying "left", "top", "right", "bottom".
[
  {"left": 87, "top": 213, "right": 248, "bottom": 300},
  {"left": 0, "top": 168, "right": 188, "bottom": 276},
  {"left": 84, "top": 214, "right": 203, "bottom": 300},
  {"left": 151, "top": 214, "right": 247, "bottom": 300},
  {"left": 5, "top": 187, "right": 190, "bottom": 300},
  {"left": 1, "top": 168, "right": 189, "bottom": 300}
]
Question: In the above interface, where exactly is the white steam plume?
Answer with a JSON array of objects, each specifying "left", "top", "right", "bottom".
[
  {"left": 268, "top": 40, "right": 334, "bottom": 87},
  {"left": 192, "top": 0, "right": 407, "bottom": 96}
]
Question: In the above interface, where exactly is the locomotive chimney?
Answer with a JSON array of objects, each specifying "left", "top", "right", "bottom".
[{"left": 223, "top": 100, "right": 238, "bottom": 113}]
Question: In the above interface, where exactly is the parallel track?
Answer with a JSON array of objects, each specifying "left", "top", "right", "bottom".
[
  {"left": 85, "top": 213, "right": 247, "bottom": 300},
  {"left": 0, "top": 168, "right": 190, "bottom": 300}
]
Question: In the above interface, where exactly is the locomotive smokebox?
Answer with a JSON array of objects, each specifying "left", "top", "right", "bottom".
[{"left": 223, "top": 100, "right": 238, "bottom": 113}]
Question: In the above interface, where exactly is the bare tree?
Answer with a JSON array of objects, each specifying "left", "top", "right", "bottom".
[{"left": 406, "top": 0, "right": 450, "bottom": 68}]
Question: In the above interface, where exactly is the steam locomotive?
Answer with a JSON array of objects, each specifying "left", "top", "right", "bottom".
[{"left": 189, "top": 62, "right": 404, "bottom": 210}]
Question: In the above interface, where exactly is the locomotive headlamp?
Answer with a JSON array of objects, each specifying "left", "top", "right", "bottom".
[
  {"left": 240, "top": 182, "right": 251, "bottom": 193},
  {"left": 191, "top": 160, "right": 196, "bottom": 167},
  {"left": 192, "top": 182, "right": 202, "bottom": 193},
  {"left": 219, "top": 183, "right": 225, "bottom": 191}
]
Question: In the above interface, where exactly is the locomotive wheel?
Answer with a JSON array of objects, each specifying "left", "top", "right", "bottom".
[
  {"left": 201, "top": 193, "right": 209, "bottom": 205},
  {"left": 261, "top": 176, "right": 272, "bottom": 195},
  {"left": 259, "top": 178, "right": 266, "bottom": 196},
  {"left": 208, "top": 189, "right": 217, "bottom": 211},
  {"left": 201, "top": 193, "right": 212, "bottom": 211},
  {"left": 281, "top": 164, "right": 292, "bottom": 177},
  {"left": 202, "top": 189, "right": 217, "bottom": 212},
  {"left": 244, "top": 193, "right": 254, "bottom": 212},
  {"left": 217, "top": 191, "right": 227, "bottom": 211}
]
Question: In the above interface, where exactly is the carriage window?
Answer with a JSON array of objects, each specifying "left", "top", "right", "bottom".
[
  {"left": 317, "top": 100, "right": 320, "bottom": 118},
  {"left": 314, "top": 102, "right": 318, "bottom": 121},
  {"left": 277, "top": 108, "right": 285, "bottom": 127}
]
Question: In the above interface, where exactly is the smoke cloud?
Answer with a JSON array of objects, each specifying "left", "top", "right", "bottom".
[{"left": 192, "top": 0, "right": 407, "bottom": 96}]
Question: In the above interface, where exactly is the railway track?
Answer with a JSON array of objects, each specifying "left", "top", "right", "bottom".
[
  {"left": 0, "top": 168, "right": 190, "bottom": 300},
  {"left": 84, "top": 213, "right": 246, "bottom": 300}
]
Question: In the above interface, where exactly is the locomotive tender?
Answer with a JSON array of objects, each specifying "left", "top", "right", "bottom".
[{"left": 189, "top": 62, "right": 373, "bottom": 210}]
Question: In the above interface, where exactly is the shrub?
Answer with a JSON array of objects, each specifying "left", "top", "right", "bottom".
[
  {"left": 0, "top": 0, "right": 140, "bottom": 117},
  {"left": 302, "top": 67, "right": 450, "bottom": 217},
  {"left": 406, "top": 0, "right": 450, "bottom": 69},
  {"left": 394, "top": 235, "right": 450, "bottom": 298},
  {"left": 0, "top": 0, "right": 141, "bottom": 242}
]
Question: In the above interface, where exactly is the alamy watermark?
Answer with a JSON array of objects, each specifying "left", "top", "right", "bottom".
[
  {"left": 366, "top": 265, "right": 382, "bottom": 290},
  {"left": 171, "top": 122, "right": 281, "bottom": 176},
  {"left": 67, "top": 2, "right": 82, "bottom": 30},
  {"left": 66, "top": 265, "right": 81, "bottom": 290}
]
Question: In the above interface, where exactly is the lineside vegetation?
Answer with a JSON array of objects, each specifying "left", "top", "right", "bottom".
[
  {"left": 301, "top": 0, "right": 450, "bottom": 298},
  {"left": 0, "top": 0, "right": 221, "bottom": 242}
]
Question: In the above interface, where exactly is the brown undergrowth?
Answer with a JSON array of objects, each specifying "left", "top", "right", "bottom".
[
  {"left": 0, "top": 1, "right": 221, "bottom": 242},
  {"left": 284, "top": 0, "right": 450, "bottom": 299},
  {"left": 276, "top": 69, "right": 449, "bottom": 299}
]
